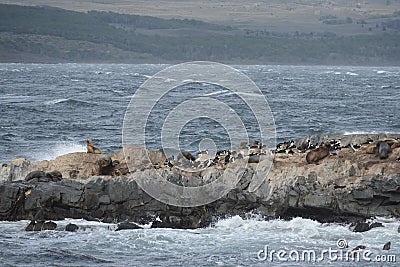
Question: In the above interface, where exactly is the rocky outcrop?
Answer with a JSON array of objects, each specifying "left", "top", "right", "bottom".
[
  {"left": 115, "top": 222, "right": 142, "bottom": 231},
  {"left": 25, "top": 220, "right": 57, "bottom": 231},
  {"left": 0, "top": 134, "right": 399, "bottom": 228},
  {"left": 65, "top": 223, "right": 79, "bottom": 232},
  {"left": 0, "top": 158, "right": 31, "bottom": 182}
]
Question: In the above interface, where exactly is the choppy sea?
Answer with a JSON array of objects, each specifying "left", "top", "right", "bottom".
[{"left": 0, "top": 64, "right": 399, "bottom": 266}]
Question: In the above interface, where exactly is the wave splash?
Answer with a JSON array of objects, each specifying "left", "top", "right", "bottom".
[{"left": 31, "top": 141, "right": 86, "bottom": 161}]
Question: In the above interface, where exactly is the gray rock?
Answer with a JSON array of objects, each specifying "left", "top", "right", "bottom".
[
  {"left": 25, "top": 221, "right": 57, "bottom": 231},
  {"left": 115, "top": 222, "right": 141, "bottom": 231},
  {"left": 352, "top": 222, "right": 370, "bottom": 232},
  {"left": 1, "top": 133, "right": 400, "bottom": 228},
  {"left": 369, "top": 222, "right": 383, "bottom": 229},
  {"left": 248, "top": 155, "right": 260, "bottom": 163},
  {"left": 1, "top": 158, "right": 31, "bottom": 182},
  {"left": 65, "top": 223, "right": 79, "bottom": 232},
  {"left": 383, "top": 241, "right": 391, "bottom": 250}
]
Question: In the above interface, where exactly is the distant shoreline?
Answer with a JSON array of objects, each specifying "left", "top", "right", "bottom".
[
  {"left": 1, "top": 4, "right": 400, "bottom": 66},
  {"left": 1, "top": 61, "right": 400, "bottom": 67}
]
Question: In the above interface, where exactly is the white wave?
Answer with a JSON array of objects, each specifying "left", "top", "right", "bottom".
[
  {"left": 377, "top": 70, "right": 388, "bottom": 74},
  {"left": 214, "top": 215, "right": 321, "bottom": 232},
  {"left": 342, "top": 130, "right": 398, "bottom": 135},
  {"left": 343, "top": 131, "right": 369, "bottom": 135},
  {"left": 164, "top": 78, "right": 176, "bottom": 83},
  {"left": 31, "top": 141, "right": 86, "bottom": 161},
  {"left": 203, "top": 90, "right": 229, "bottom": 96},
  {"left": 182, "top": 79, "right": 196, "bottom": 83},
  {"left": 346, "top": 71, "right": 359, "bottom": 76},
  {"left": 334, "top": 71, "right": 341, "bottom": 75},
  {"left": 44, "top": 98, "right": 69, "bottom": 105}
]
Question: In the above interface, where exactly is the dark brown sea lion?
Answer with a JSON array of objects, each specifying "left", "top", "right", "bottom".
[
  {"left": 46, "top": 170, "right": 62, "bottom": 181},
  {"left": 98, "top": 156, "right": 113, "bottom": 175},
  {"left": 87, "top": 139, "right": 102, "bottom": 154},
  {"left": 179, "top": 151, "right": 196, "bottom": 162},
  {"left": 25, "top": 171, "right": 46, "bottom": 181},
  {"left": 306, "top": 142, "right": 331, "bottom": 164},
  {"left": 377, "top": 141, "right": 392, "bottom": 159}
]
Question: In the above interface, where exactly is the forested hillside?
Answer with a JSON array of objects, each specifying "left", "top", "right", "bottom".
[{"left": 1, "top": 4, "right": 399, "bottom": 65}]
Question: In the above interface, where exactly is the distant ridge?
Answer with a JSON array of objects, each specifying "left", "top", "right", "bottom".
[{"left": 0, "top": 4, "right": 399, "bottom": 65}]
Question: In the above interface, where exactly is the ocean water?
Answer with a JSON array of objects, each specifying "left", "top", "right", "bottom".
[
  {"left": 1, "top": 64, "right": 399, "bottom": 162},
  {"left": 0, "top": 217, "right": 399, "bottom": 266},
  {"left": 1, "top": 64, "right": 400, "bottom": 266}
]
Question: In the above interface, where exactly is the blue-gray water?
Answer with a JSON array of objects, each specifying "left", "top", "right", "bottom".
[
  {"left": 0, "top": 217, "right": 399, "bottom": 266},
  {"left": 1, "top": 64, "right": 399, "bottom": 162},
  {"left": 0, "top": 64, "right": 400, "bottom": 266}
]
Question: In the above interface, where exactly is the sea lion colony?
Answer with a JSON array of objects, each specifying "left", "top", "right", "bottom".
[{"left": 85, "top": 136, "right": 400, "bottom": 176}]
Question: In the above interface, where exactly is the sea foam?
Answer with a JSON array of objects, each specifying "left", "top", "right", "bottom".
[{"left": 31, "top": 141, "right": 86, "bottom": 161}]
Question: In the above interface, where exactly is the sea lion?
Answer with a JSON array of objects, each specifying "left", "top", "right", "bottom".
[
  {"left": 178, "top": 151, "right": 196, "bottom": 162},
  {"left": 377, "top": 141, "right": 392, "bottom": 159},
  {"left": 45, "top": 170, "right": 62, "bottom": 181},
  {"left": 25, "top": 171, "right": 46, "bottom": 181},
  {"left": 306, "top": 142, "right": 331, "bottom": 164},
  {"left": 98, "top": 156, "right": 113, "bottom": 175},
  {"left": 87, "top": 139, "right": 102, "bottom": 154}
]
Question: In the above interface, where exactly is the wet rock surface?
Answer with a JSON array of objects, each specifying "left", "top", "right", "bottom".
[
  {"left": 0, "top": 134, "right": 399, "bottom": 229},
  {"left": 25, "top": 220, "right": 57, "bottom": 231}
]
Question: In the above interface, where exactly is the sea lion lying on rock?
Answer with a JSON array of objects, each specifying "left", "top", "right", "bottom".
[
  {"left": 97, "top": 156, "right": 114, "bottom": 175},
  {"left": 366, "top": 139, "right": 398, "bottom": 156},
  {"left": 25, "top": 170, "right": 62, "bottom": 182},
  {"left": 178, "top": 151, "right": 196, "bottom": 162},
  {"left": 306, "top": 142, "right": 331, "bottom": 164},
  {"left": 87, "top": 139, "right": 102, "bottom": 154},
  {"left": 377, "top": 141, "right": 392, "bottom": 159}
]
